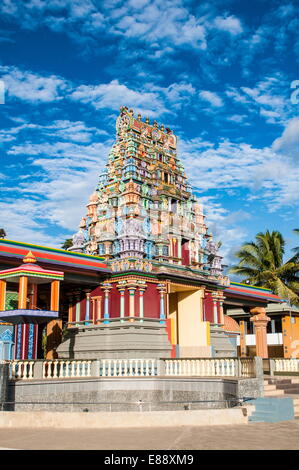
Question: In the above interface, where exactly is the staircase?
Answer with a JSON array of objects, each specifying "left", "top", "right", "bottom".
[
  {"left": 249, "top": 377, "right": 299, "bottom": 421},
  {"left": 248, "top": 397, "right": 294, "bottom": 423},
  {"left": 210, "top": 326, "right": 237, "bottom": 357}
]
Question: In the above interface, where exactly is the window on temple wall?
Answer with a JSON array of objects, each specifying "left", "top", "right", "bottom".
[
  {"left": 163, "top": 173, "right": 169, "bottom": 183},
  {"left": 162, "top": 245, "right": 169, "bottom": 256},
  {"left": 158, "top": 153, "right": 163, "bottom": 162},
  {"left": 171, "top": 199, "right": 177, "bottom": 213}
]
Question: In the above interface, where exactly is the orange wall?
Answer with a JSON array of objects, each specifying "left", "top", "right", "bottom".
[{"left": 282, "top": 316, "right": 299, "bottom": 358}]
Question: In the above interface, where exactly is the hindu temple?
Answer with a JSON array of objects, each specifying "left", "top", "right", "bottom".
[{"left": 0, "top": 106, "right": 285, "bottom": 361}]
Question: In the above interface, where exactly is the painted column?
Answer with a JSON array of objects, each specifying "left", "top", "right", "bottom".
[
  {"left": 28, "top": 284, "right": 37, "bottom": 309},
  {"left": 18, "top": 276, "right": 28, "bottom": 309},
  {"left": 218, "top": 297, "right": 225, "bottom": 326},
  {"left": 157, "top": 284, "right": 166, "bottom": 325},
  {"left": 127, "top": 283, "right": 137, "bottom": 322},
  {"left": 250, "top": 307, "right": 271, "bottom": 358},
  {"left": 91, "top": 296, "right": 102, "bottom": 324},
  {"left": 75, "top": 292, "right": 81, "bottom": 326},
  {"left": 50, "top": 280, "right": 60, "bottom": 311},
  {"left": 102, "top": 283, "right": 112, "bottom": 324},
  {"left": 67, "top": 293, "right": 73, "bottom": 327},
  {"left": 117, "top": 283, "right": 126, "bottom": 323},
  {"left": 28, "top": 283, "right": 38, "bottom": 360},
  {"left": 47, "top": 280, "right": 62, "bottom": 360},
  {"left": 84, "top": 290, "right": 91, "bottom": 325},
  {"left": 240, "top": 320, "right": 247, "bottom": 357},
  {"left": 138, "top": 282, "right": 147, "bottom": 322},
  {"left": 212, "top": 294, "right": 218, "bottom": 325},
  {"left": 0, "top": 280, "right": 6, "bottom": 311}
]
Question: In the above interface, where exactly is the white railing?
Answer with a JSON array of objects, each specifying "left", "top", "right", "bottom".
[
  {"left": 9, "top": 361, "right": 35, "bottom": 380},
  {"left": 8, "top": 357, "right": 257, "bottom": 380},
  {"left": 43, "top": 360, "right": 92, "bottom": 379},
  {"left": 100, "top": 359, "right": 157, "bottom": 377},
  {"left": 164, "top": 358, "right": 256, "bottom": 378},
  {"left": 239, "top": 358, "right": 256, "bottom": 378},
  {"left": 273, "top": 358, "right": 299, "bottom": 373}
]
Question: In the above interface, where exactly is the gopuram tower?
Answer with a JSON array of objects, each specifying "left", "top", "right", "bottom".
[
  {"left": 58, "top": 106, "right": 233, "bottom": 360},
  {"left": 71, "top": 106, "right": 222, "bottom": 275}
]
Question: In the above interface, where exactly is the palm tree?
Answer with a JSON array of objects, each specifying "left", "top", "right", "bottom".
[
  {"left": 61, "top": 238, "right": 73, "bottom": 250},
  {"left": 229, "top": 230, "right": 299, "bottom": 306},
  {"left": 292, "top": 229, "right": 299, "bottom": 258}
]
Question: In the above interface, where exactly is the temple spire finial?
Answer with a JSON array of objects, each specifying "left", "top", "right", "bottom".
[{"left": 23, "top": 251, "right": 36, "bottom": 264}]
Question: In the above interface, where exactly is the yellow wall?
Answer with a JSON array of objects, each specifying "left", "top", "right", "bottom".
[
  {"left": 176, "top": 289, "right": 212, "bottom": 357},
  {"left": 168, "top": 292, "right": 178, "bottom": 344}
]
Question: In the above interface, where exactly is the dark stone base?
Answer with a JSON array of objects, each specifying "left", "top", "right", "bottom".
[
  {"left": 8, "top": 376, "right": 260, "bottom": 412},
  {"left": 56, "top": 321, "right": 173, "bottom": 360}
]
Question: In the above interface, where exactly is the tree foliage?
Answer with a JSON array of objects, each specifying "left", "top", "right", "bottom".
[{"left": 229, "top": 230, "right": 299, "bottom": 306}]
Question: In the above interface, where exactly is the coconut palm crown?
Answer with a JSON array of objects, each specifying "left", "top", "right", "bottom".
[{"left": 229, "top": 230, "right": 299, "bottom": 306}]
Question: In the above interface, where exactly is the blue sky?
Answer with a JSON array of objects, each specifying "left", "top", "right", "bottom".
[{"left": 0, "top": 0, "right": 298, "bottom": 269}]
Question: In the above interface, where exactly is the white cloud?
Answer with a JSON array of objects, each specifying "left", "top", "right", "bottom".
[
  {"left": 110, "top": 0, "right": 207, "bottom": 49},
  {"left": 69, "top": 79, "right": 167, "bottom": 117},
  {"left": 199, "top": 90, "right": 223, "bottom": 107},
  {"left": 272, "top": 117, "right": 299, "bottom": 161},
  {"left": 226, "top": 76, "right": 294, "bottom": 125},
  {"left": 0, "top": 66, "right": 68, "bottom": 103},
  {"left": 214, "top": 15, "right": 243, "bottom": 35},
  {"left": 179, "top": 132, "right": 299, "bottom": 211}
]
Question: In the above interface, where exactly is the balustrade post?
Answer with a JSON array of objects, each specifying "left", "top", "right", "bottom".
[
  {"left": 33, "top": 360, "right": 43, "bottom": 379},
  {"left": 157, "top": 359, "right": 166, "bottom": 376},
  {"left": 269, "top": 358, "right": 276, "bottom": 377}
]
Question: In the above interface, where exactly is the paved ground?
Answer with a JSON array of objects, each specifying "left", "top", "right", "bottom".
[{"left": 0, "top": 420, "right": 299, "bottom": 450}]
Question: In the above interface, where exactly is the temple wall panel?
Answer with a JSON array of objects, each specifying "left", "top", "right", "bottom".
[
  {"left": 203, "top": 293, "right": 214, "bottom": 323},
  {"left": 143, "top": 283, "right": 160, "bottom": 318},
  {"left": 110, "top": 285, "right": 120, "bottom": 318}
]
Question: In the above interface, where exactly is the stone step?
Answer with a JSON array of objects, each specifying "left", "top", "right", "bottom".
[
  {"left": 276, "top": 383, "right": 299, "bottom": 390},
  {"left": 264, "top": 390, "right": 285, "bottom": 397},
  {"left": 281, "top": 388, "right": 299, "bottom": 394},
  {"left": 264, "top": 384, "right": 277, "bottom": 391}
]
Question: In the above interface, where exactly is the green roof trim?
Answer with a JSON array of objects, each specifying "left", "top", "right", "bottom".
[
  {"left": 0, "top": 239, "right": 106, "bottom": 262},
  {"left": 230, "top": 281, "right": 272, "bottom": 292}
]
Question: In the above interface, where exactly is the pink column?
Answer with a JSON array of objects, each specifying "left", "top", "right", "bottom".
[{"left": 250, "top": 307, "right": 271, "bottom": 358}]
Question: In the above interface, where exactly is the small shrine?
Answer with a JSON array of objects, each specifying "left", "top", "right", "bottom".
[{"left": 0, "top": 251, "right": 64, "bottom": 359}]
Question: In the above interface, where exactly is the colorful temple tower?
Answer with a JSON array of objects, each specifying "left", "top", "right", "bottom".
[
  {"left": 70, "top": 105, "right": 221, "bottom": 273},
  {"left": 56, "top": 106, "right": 233, "bottom": 359}
]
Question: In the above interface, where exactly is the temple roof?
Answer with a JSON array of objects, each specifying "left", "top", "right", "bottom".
[{"left": 0, "top": 250, "right": 64, "bottom": 284}]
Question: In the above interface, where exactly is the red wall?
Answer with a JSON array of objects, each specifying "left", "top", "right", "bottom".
[
  {"left": 203, "top": 293, "right": 221, "bottom": 323},
  {"left": 204, "top": 293, "right": 216, "bottom": 323},
  {"left": 143, "top": 283, "right": 160, "bottom": 318},
  {"left": 76, "top": 282, "right": 160, "bottom": 320}
]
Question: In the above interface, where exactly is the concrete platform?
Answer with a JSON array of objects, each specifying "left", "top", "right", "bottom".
[
  {"left": 0, "top": 408, "right": 249, "bottom": 429},
  {"left": 0, "top": 420, "right": 299, "bottom": 450}
]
